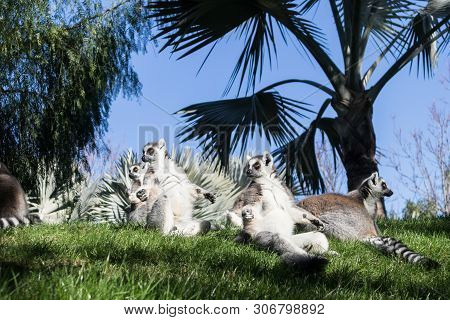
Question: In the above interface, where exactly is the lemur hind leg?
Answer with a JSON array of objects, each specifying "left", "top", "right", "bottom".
[
  {"left": 253, "top": 231, "right": 328, "bottom": 272},
  {"left": 147, "top": 195, "right": 175, "bottom": 235},
  {"left": 172, "top": 220, "right": 212, "bottom": 236},
  {"left": 291, "top": 232, "right": 333, "bottom": 255},
  {"left": 226, "top": 210, "right": 243, "bottom": 228}
]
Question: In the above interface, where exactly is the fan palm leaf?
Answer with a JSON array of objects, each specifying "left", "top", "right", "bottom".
[
  {"left": 274, "top": 99, "right": 343, "bottom": 194},
  {"left": 174, "top": 148, "right": 247, "bottom": 220},
  {"left": 28, "top": 168, "right": 75, "bottom": 224},
  {"left": 87, "top": 150, "right": 137, "bottom": 223},
  {"left": 176, "top": 84, "right": 314, "bottom": 171},
  {"left": 86, "top": 148, "right": 247, "bottom": 223},
  {"left": 146, "top": 0, "right": 343, "bottom": 94}
]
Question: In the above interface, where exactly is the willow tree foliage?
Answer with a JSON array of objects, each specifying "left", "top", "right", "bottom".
[
  {"left": 0, "top": 0, "right": 151, "bottom": 190},
  {"left": 146, "top": 0, "right": 449, "bottom": 216}
]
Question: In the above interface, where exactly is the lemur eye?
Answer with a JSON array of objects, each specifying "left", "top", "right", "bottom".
[
  {"left": 381, "top": 182, "right": 387, "bottom": 189},
  {"left": 147, "top": 148, "right": 154, "bottom": 155},
  {"left": 133, "top": 167, "right": 138, "bottom": 172},
  {"left": 253, "top": 163, "right": 261, "bottom": 170}
]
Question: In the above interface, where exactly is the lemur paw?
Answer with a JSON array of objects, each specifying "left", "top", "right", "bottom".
[
  {"left": 314, "top": 221, "right": 325, "bottom": 232},
  {"left": 204, "top": 192, "right": 216, "bottom": 204},
  {"left": 303, "top": 213, "right": 325, "bottom": 231},
  {"left": 242, "top": 208, "right": 254, "bottom": 221}
]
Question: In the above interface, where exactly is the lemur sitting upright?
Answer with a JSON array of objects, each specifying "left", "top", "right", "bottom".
[
  {"left": 128, "top": 182, "right": 176, "bottom": 234},
  {"left": 141, "top": 139, "right": 215, "bottom": 236},
  {"left": 297, "top": 172, "right": 439, "bottom": 269},
  {"left": 228, "top": 152, "right": 330, "bottom": 272}
]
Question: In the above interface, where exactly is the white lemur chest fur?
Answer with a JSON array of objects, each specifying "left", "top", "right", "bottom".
[
  {"left": 248, "top": 178, "right": 296, "bottom": 236},
  {"left": 258, "top": 178, "right": 293, "bottom": 213},
  {"left": 151, "top": 159, "right": 196, "bottom": 220}
]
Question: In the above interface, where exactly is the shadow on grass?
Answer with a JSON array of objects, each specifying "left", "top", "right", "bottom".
[{"left": 1, "top": 237, "right": 448, "bottom": 299}]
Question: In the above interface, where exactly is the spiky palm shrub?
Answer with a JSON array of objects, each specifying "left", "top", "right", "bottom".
[
  {"left": 174, "top": 148, "right": 247, "bottom": 221},
  {"left": 28, "top": 148, "right": 247, "bottom": 224},
  {"left": 28, "top": 165, "right": 100, "bottom": 224},
  {"left": 87, "top": 150, "right": 138, "bottom": 223},
  {"left": 28, "top": 169, "right": 74, "bottom": 224},
  {"left": 87, "top": 147, "right": 248, "bottom": 223}
]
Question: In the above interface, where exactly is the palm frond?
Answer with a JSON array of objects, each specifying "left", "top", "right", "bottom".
[
  {"left": 298, "top": 0, "right": 321, "bottom": 14},
  {"left": 85, "top": 148, "right": 248, "bottom": 224},
  {"left": 146, "top": 0, "right": 326, "bottom": 94},
  {"left": 406, "top": 12, "right": 438, "bottom": 77},
  {"left": 176, "top": 86, "right": 314, "bottom": 171},
  {"left": 370, "top": 12, "right": 449, "bottom": 98},
  {"left": 87, "top": 150, "right": 137, "bottom": 223},
  {"left": 424, "top": 0, "right": 450, "bottom": 18},
  {"left": 70, "top": 178, "right": 101, "bottom": 221},
  {"left": 274, "top": 99, "right": 343, "bottom": 194},
  {"left": 28, "top": 169, "right": 75, "bottom": 224}
]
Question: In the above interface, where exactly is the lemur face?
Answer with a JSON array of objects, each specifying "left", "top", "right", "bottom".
[
  {"left": 142, "top": 138, "right": 166, "bottom": 163},
  {"left": 245, "top": 152, "right": 273, "bottom": 178},
  {"left": 129, "top": 163, "right": 147, "bottom": 181},
  {"left": 367, "top": 172, "right": 393, "bottom": 197}
]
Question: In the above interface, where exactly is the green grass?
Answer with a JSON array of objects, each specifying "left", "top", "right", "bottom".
[{"left": 0, "top": 218, "right": 449, "bottom": 299}]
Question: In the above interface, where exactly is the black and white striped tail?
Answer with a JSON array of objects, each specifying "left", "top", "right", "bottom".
[
  {"left": 367, "top": 236, "right": 440, "bottom": 269},
  {"left": 0, "top": 214, "right": 42, "bottom": 229}
]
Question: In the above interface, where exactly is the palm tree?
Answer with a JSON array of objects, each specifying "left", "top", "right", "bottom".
[{"left": 146, "top": 0, "right": 449, "bottom": 215}]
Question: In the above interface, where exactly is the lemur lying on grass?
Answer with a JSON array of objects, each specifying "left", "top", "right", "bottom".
[{"left": 297, "top": 172, "right": 439, "bottom": 269}]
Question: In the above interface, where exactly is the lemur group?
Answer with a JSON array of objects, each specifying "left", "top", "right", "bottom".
[
  {"left": 127, "top": 139, "right": 439, "bottom": 271},
  {"left": 0, "top": 138, "right": 440, "bottom": 272}
]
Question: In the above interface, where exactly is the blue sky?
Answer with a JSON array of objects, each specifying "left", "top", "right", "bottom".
[{"left": 105, "top": 2, "right": 449, "bottom": 214}]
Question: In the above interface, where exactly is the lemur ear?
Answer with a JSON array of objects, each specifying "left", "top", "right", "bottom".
[
  {"left": 246, "top": 155, "right": 252, "bottom": 162},
  {"left": 370, "top": 172, "right": 378, "bottom": 184},
  {"left": 158, "top": 138, "right": 166, "bottom": 148},
  {"left": 263, "top": 151, "right": 273, "bottom": 166}
]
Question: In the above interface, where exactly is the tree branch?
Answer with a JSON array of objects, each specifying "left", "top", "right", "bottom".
[{"left": 65, "top": 0, "right": 134, "bottom": 31}]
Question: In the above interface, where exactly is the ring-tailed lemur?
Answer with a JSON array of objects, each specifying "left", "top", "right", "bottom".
[
  {"left": 129, "top": 162, "right": 155, "bottom": 187},
  {"left": 229, "top": 152, "right": 330, "bottom": 271},
  {"left": 128, "top": 183, "right": 176, "bottom": 234},
  {"left": 140, "top": 139, "right": 215, "bottom": 236},
  {"left": 0, "top": 161, "right": 41, "bottom": 229},
  {"left": 128, "top": 174, "right": 162, "bottom": 225},
  {"left": 127, "top": 160, "right": 178, "bottom": 233},
  {"left": 297, "top": 172, "right": 440, "bottom": 269}
]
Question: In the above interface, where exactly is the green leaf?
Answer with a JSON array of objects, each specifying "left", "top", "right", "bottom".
[
  {"left": 176, "top": 86, "right": 314, "bottom": 171},
  {"left": 406, "top": 12, "right": 438, "bottom": 77},
  {"left": 147, "top": 0, "right": 325, "bottom": 94}
]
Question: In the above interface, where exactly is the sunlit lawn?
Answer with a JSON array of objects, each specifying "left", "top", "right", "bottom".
[{"left": 0, "top": 218, "right": 448, "bottom": 299}]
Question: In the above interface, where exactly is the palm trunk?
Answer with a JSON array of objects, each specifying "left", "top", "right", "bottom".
[{"left": 332, "top": 93, "right": 386, "bottom": 218}]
